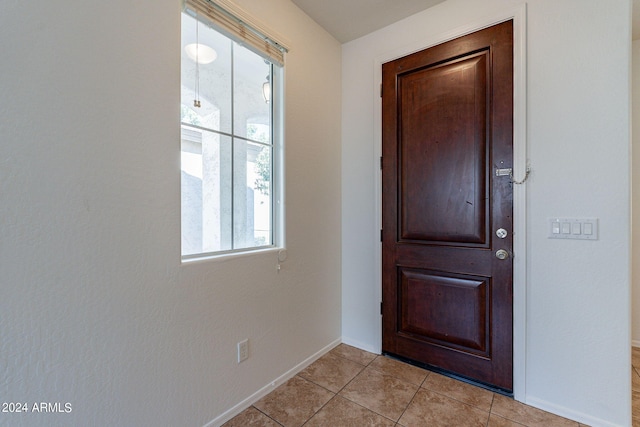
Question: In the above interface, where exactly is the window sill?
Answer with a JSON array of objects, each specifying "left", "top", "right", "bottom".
[{"left": 181, "top": 246, "right": 286, "bottom": 265}]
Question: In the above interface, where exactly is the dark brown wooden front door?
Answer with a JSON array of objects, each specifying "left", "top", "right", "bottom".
[{"left": 381, "top": 20, "right": 514, "bottom": 392}]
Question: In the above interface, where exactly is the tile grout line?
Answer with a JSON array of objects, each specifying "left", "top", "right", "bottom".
[
  {"left": 329, "top": 344, "right": 379, "bottom": 367},
  {"left": 332, "top": 353, "right": 414, "bottom": 424},
  {"left": 418, "top": 385, "right": 494, "bottom": 416},
  {"left": 299, "top": 349, "right": 402, "bottom": 425},
  {"left": 393, "top": 378, "right": 425, "bottom": 427},
  {"left": 390, "top": 369, "right": 432, "bottom": 425},
  {"left": 331, "top": 365, "right": 401, "bottom": 424},
  {"left": 485, "top": 394, "right": 495, "bottom": 427},
  {"left": 298, "top": 347, "right": 372, "bottom": 427},
  {"left": 299, "top": 393, "right": 334, "bottom": 427},
  {"left": 251, "top": 405, "right": 284, "bottom": 427},
  {"left": 294, "top": 373, "right": 339, "bottom": 426}
]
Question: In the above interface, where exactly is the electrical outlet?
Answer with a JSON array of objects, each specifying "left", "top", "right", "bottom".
[{"left": 237, "top": 339, "right": 249, "bottom": 363}]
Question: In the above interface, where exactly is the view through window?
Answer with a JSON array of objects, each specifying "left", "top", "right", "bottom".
[{"left": 181, "top": 11, "right": 279, "bottom": 258}]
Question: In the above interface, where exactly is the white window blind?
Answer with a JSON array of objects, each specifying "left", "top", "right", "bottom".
[{"left": 183, "top": 0, "right": 288, "bottom": 66}]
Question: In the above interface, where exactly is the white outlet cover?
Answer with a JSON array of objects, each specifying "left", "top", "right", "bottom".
[{"left": 237, "top": 339, "right": 249, "bottom": 363}]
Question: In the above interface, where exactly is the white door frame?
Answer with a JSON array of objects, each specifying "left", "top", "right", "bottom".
[{"left": 372, "top": 3, "right": 528, "bottom": 401}]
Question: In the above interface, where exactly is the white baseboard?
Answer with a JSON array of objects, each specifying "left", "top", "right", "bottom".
[
  {"left": 203, "top": 338, "right": 342, "bottom": 427},
  {"left": 524, "top": 396, "right": 626, "bottom": 427},
  {"left": 340, "top": 336, "right": 381, "bottom": 355}
]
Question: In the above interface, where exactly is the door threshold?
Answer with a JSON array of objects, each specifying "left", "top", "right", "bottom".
[{"left": 382, "top": 352, "right": 514, "bottom": 397}]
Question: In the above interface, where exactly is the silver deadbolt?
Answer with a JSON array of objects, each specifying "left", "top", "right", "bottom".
[
  {"left": 495, "top": 249, "right": 509, "bottom": 260},
  {"left": 496, "top": 228, "right": 508, "bottom": 239}
]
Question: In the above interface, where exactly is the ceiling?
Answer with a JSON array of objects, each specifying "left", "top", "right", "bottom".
[
  {"left": 290, "top": 0, "right": 445, "bottom": 43},
  {"left": 293, "top": 0, "right": 640, "bottom": 43}
]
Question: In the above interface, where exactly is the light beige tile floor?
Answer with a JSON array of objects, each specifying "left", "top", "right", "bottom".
[{"left": 224, "top": 344, "right": 590, "bottom": 427}]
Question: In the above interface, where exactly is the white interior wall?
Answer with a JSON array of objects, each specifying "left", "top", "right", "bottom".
[
  {"left": 0, "top": 0, "right": 342, "bottom": 426},
  {"left": 633, "top": 40, "right": 640, "bottom": 347},
  {"left": 341, "top": 1, "right": 631, "bottom": 426}
]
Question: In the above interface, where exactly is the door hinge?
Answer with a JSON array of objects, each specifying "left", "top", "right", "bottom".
[
  {"left": 380, "top": 156, "right": 383, "bottom": 170},
  {"left": 380, "top": 301, "right": 383, "bottom": 315},
  {"left": 380, "top": 83, "right": 382, "bottom": 98},
  {"left": 380, "top": 229, "right": 383, "bottom": 242}
]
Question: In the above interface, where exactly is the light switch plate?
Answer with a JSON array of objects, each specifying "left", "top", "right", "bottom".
[{"left": 548, "top": 218, "right": 598, "bottom": 240}]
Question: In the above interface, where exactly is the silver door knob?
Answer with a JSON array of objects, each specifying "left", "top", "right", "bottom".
[
  {"left": 496, "top": 228, "right": 508, "bottom": 239},
  {"left": 495, "top": 249, "right": 509, "bottom": 260}
]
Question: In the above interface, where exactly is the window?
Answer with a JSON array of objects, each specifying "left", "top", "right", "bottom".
[{"left": 180, "top": 1, "right": 285, "bottom": 259}]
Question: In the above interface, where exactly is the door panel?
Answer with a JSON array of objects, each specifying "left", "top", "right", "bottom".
[
  {"left": 400, "top": 52, "right": 488, "bottom": 244},
  {"left": 398, "top": 268, "right": 489, "bottom": 355},
  {"left": 382, "top": 21, "right": 513, "bottom": 392}
]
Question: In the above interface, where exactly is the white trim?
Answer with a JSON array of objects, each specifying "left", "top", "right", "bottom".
[
  {"left": 525, "top": 396, "right": 624, "bottom": 427},
  {"left": 341, "top": 336, "right": 382, "bottom": 355},
  {"left": 204, "top": 338, "right": 341, "bottom": 427},
  {"left": 372, "top": 3, "right": 528, "bottom": 401},
  {"left": 511, "top": 3, "right": 528, "bottom": 403}
]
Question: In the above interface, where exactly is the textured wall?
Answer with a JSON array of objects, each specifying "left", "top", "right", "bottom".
[
  {"left": 0, "top": 0, "right": 342, "bottom": 425},
  {"left": 341, "top": 0, "right": 631, "bottom": 426},
  {"left": 633, "top": 40, "right": 640, "bottom": 348}
]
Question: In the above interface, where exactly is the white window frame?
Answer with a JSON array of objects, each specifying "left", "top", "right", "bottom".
[{"left": 180, "top": 1, "right": 286, "bottom": 261}]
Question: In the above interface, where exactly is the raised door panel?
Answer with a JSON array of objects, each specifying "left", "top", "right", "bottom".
[
  {"left": 398, "top": 267, "right": 490, "bottom": 357},
  {"left": 399, "top": 52, "right": 489, "bottom": 245}
]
